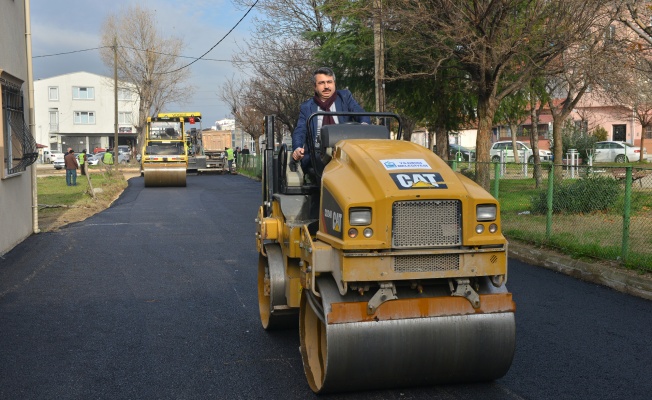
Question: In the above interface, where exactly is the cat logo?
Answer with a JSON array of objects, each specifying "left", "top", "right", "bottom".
[{"left": 390, "top": 172, "right": 448, "bottom": 190}]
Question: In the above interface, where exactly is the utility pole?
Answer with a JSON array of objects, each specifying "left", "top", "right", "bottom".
[
  {"left": 373, "top": 0, "right": 385, "bottom": 114},
  {"left": 113, "top": 36, "right": 119, "bottom": 170}
]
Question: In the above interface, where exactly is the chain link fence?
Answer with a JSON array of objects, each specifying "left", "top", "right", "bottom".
[{"left": 451, "top": 160, "right": 652, "bottom": 273}]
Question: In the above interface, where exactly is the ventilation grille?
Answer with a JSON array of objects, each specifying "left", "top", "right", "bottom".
[
  {"left": 393, "top": 254, "right": 460, "bottom": 273},
  {"left": 392, "top": 200, "right": 461, "bottom": 248}
]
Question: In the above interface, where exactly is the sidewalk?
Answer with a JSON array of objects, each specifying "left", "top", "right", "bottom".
[{"left": 509, "top": 241, "right": 652, "bottom": 301}]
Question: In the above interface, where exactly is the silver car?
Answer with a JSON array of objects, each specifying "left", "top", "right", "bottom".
[{"left": 593, "top": 141, "right": 648, "bottom": 163}]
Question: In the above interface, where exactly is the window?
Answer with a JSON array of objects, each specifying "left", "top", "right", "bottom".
[
  {"left": 74, "top": 111, "right": 95, "bottom": 124},
  {"left": 118, "top": 88, "right": 132, "bottom": 101},
  {"left": 72, "top": 87, "right": 94, "bottom": 100},
  {"left": 2, "top": 75, "right": 37, "bottom": 176},
  {"left": 645, "top": 126, "right": 652, "bottom": 139},
  {"left": 48, "top": 86, "right": 59, "bottom": 101},
  {"left": 118, "top": 111, "right": 132, "bottom": 124},
  {"left": 49, "top": 109, "right": 59, "bottom": 132}
]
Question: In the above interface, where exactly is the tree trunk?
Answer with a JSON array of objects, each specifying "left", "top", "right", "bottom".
[
  {"left": 551, "top": 118, "right": 564, "bottom": 182},
  {"left": 475, "top": 96, "right": 498, "bottom": 191},
  {"left": 509, "top": 123, "right": 520, "bottom": 164},
  {"left": 529, "top": 92, "right": 542, "bottom": 187},
  {"left": 435, "top": 126, "right": 447, "bottom": 160}
]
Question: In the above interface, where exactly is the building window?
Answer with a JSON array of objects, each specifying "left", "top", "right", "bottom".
[
  {"left": 72, "top": 87, "right": 94, "bottom": 100},
  {"left": 2, "top": 75, "right": 37, "bottom": 176},
  {"left": 49, "top": 109, "right": 59, "bottom": 132},
  {"left": 645, "top": 126, "right": 652, "bottom": 139},
  {"left": 118, "top": 111, "right": 132, "bottom": 124},
  {"left": 118, "top": 88, "right": 132, "bottom": 101},
  {"left": 74, "top": 111, "right": 95, "bottom": 124},
  {"left": 48, "top": 86, "right": 59, "bottom": 101}
]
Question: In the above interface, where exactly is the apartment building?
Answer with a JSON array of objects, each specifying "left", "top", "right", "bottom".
[{"left": 34, "top": 71, "right": 139, "bottom": 155}]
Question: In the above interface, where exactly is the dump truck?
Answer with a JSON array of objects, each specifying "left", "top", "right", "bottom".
[
  {"left": 141, "top": 115, "right": 188, "bottom": 187},
  {"left": 255, "top": 113, "right": 515, "bottom": 393},
  {"left": 194, "top": 129, "right": 231, "bottom": 173}
]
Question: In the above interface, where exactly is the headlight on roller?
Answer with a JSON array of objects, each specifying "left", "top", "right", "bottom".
[
  {"left": 477, "top": 204, "right": 497, "bottom": 221},
  {"left": 349, "top": 208, "right": 371, "bottom": 226}
]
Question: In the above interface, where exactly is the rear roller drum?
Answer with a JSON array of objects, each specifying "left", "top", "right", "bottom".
[{"left": 257, "top": 245, "right": 297, "bottom": 330}]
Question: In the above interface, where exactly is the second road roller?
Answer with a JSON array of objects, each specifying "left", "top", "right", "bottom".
[
  {"left": 255, "top": 113, "right": 516, "bottom": 393},
  {"left": 141, "top": 114, "right": 194, "bottom": 187}
]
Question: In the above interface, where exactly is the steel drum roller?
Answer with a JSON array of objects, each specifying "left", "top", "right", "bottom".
[
  {"left": 143, "top": 163, "right": 187, "bottom": 187},
  {"left": 300, "top": 277, "right": 516, "bottom": 393}
]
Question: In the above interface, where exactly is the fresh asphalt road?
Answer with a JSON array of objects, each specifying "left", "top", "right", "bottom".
[{"left": 1, "top": 174, "right": 651, "bottom": 400}]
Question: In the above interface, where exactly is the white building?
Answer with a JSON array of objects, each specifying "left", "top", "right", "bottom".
[
  {"left": 34, "top": 72, "right": 140, "bottom": 155},
  {"left": 1, "top": 0, "right": 38, "bottom": 255}
]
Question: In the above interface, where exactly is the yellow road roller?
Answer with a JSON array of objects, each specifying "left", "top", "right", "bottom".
[
  {"left": 142, "top": 115, "right": 188, "bottom": 187},
  {"left": 255, "top": 113, "right": 515, "bottom": 393}
]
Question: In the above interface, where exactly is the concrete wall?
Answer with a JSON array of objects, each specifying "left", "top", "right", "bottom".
[{"left": 0, "top": 0, "right": 34, "bottom": 255}]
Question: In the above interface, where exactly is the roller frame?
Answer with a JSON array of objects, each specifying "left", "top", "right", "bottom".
[{"left": 257, "top": 244, "right": 298, "bottom": 330}]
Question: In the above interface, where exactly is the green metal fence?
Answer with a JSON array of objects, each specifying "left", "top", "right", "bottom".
[
  {"left": 451, "top": 160, "right": 652, "bottom": 273},
  {"left": 238, "top": 154, "right": 652, "bottom": 272},
  {"left": 237, "top": 154, "right": 263, "bottom": 179}
]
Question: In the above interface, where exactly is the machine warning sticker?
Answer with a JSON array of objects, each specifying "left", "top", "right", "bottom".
[
  {"left": 390, "top": 173, "right": 448, "bottom": 190},
  {"left": 380, "top": 159, "right": 431, "bottom": 170},
  {"left": 321, "top": 189, "right": 343, "bottom": 239}
]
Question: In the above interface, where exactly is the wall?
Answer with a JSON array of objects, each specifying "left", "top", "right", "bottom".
[{"left": 0, "top": 0, "right": 34, "bottom": 255}]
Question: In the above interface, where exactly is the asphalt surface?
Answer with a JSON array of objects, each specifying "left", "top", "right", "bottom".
[{"left": 1, "top": 174, "right": 651, "bottom": 399}]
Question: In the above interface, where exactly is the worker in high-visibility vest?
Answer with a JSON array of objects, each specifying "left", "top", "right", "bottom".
[
  {"left": 78, "top": 149, "right": 88, "bottom": 175},
  {"left": 225, "top": 147, "right": 234, "bottom": 173},
  {"left": 102, "top": 150, "right": 114, "bottom": 171}
]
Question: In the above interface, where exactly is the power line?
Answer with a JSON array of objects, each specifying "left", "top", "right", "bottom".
[
  {"left": 161, "top": 0, "right": 259, "bottom": 74},
  {"left": 32, "top": 0, "right": 259, "bottom": 68},
  {"left": 32, "top": 46, "right": 112, "bottom": 58}
]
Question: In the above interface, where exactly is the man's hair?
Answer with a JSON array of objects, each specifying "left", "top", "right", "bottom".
[{"left": 313, "top": 67, "right": 336, "bottom": 84}]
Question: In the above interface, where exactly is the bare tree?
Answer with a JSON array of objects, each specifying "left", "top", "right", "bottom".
[
  {"left": 388, "top": 0, "right": 616, "bottom": 190},
  {"left": 219, "top": 79, "right": 265, "bottom": 155},
  {"left": 99, "top": 5, "right": 192, "bottom": 151},
  {"left": 231, "top": 38, "right": 315, "bottom": 135}
]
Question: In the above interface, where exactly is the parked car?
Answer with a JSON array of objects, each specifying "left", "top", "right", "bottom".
[
  {"left": 490, "top": 140, "right": 552, "bottom": 163},
  {"left": 593, "top": 141, "right": 648, "bottom": 163},
  {"left": 94, "top": 151, "right": 130, "bottom": 165},
  {"left": 448, "top": 143, "right": 475, "bottom": 161},
  {"left": 53, "top": 152, "right": 65, "bottom": 170},
  {"left": 86, "top": 153, "right": 101, "bottom": 166},
  {"left": 432, "top": 144, "right": 476, "bottom": 161},
  {"left": 44, "top": 150, "right": 64, "bottom": 164}
]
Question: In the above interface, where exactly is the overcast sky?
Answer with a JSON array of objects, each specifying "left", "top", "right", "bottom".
[{"left": 30, "top": 0, "right": 256, "bottom": 127}]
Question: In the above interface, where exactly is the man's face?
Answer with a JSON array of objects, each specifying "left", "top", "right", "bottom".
[{"left": 314, "top": 73, "right": 336, "bottom": 101}]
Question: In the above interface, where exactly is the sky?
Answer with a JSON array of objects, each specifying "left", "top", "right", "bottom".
[{"left": 30, "top": 0, "right": 258, "bottom": 128}]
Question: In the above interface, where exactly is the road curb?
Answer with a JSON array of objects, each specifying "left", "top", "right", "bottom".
[{"left": 509, "top": 241, "right": 652, "bottom": 301}]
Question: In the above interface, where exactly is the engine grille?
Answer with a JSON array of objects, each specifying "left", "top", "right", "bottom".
[
  {"left": 393, "top": 254, "right": 460, "bottom": 273},
  {"left": 392, "top": 200, "right": 461, "bottom": 248}
]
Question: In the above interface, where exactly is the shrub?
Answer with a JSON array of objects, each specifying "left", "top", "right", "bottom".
[{"left": 531, "top": 176, "right": 620, "bottom": 214}]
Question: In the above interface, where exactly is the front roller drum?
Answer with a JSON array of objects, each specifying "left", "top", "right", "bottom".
[
  {"left": 257, "top": 244, "right": 298, "bottom": 330},
  {"left": 299, "top": 278, "right": 516, "bottom": 393},
  {"left": 143, "top": 163, "right": 187, "bottom": 187}
]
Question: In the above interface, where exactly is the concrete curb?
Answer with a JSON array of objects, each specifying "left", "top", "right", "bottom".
[{"left": 509, "top": 241, "right": 652, "bottom": 301}]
